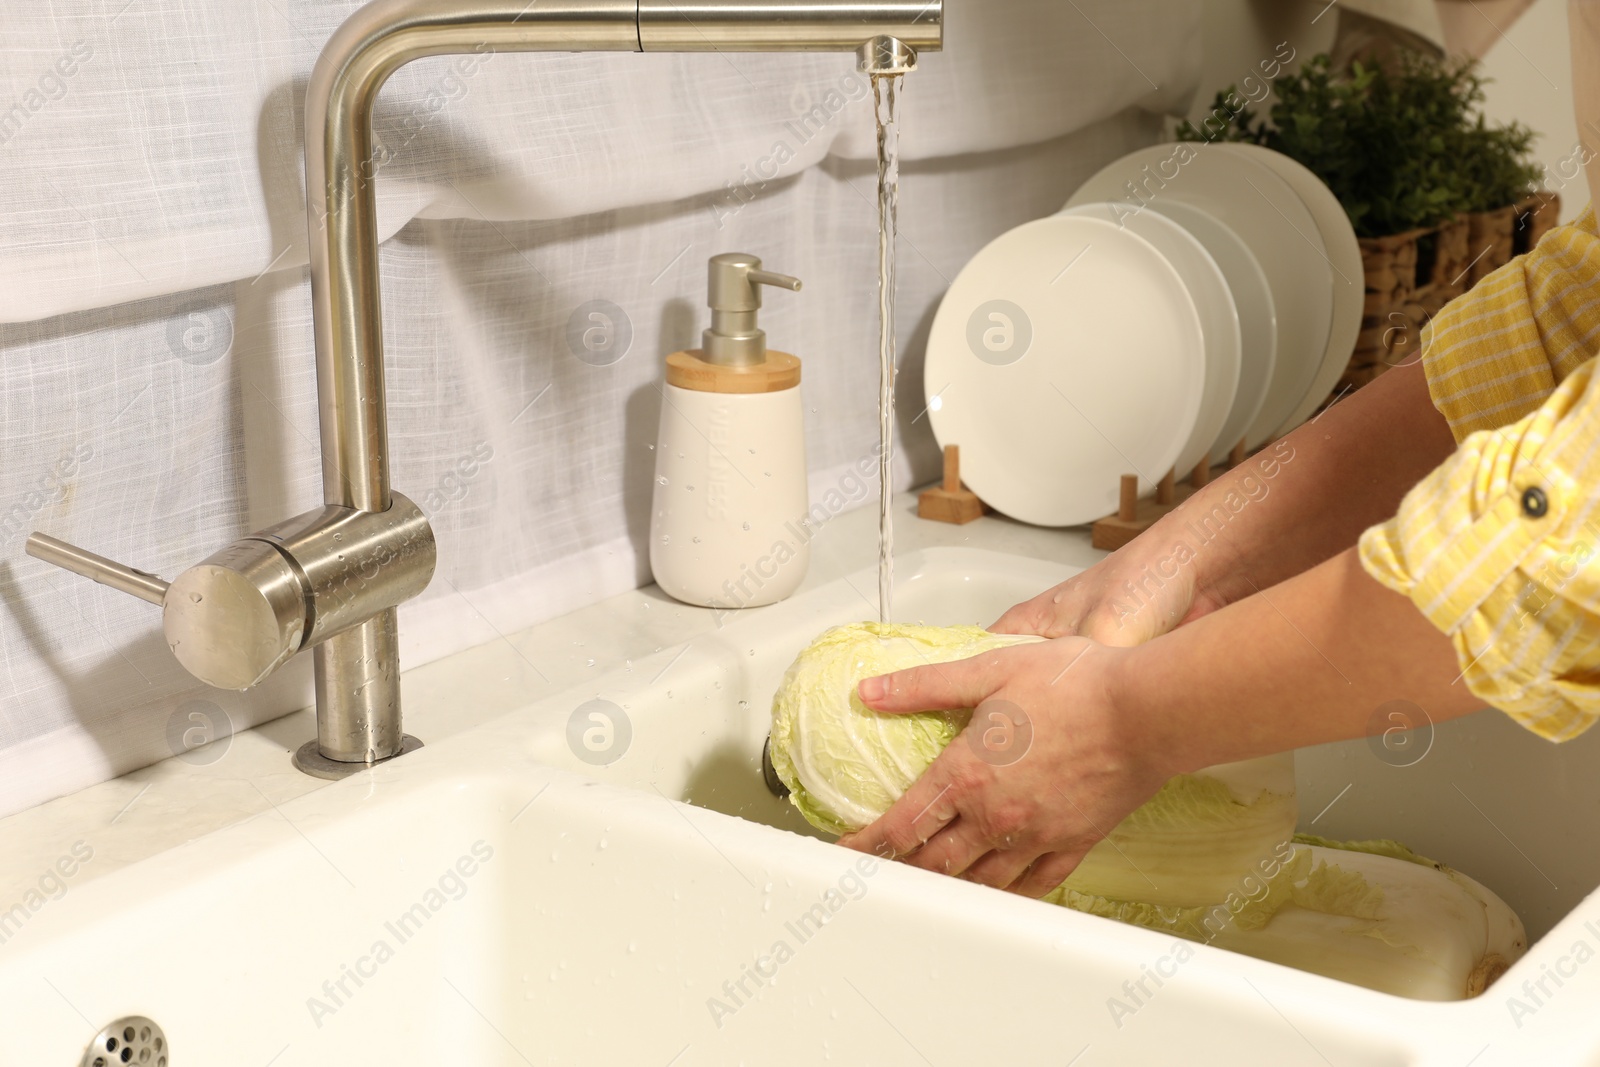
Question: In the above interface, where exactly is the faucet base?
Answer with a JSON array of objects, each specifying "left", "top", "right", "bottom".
[{"left": 292, "top": 734, "right": 424, "bottom": 781}]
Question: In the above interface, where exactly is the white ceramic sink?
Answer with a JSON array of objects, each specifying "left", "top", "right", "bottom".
[{"left": 2, "top": 547, "right": 1598, "bottom": 1065}]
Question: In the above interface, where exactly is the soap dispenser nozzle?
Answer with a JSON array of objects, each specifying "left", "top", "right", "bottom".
[{"left": 703, "top": 253, "right": 802, "bottom": 367}]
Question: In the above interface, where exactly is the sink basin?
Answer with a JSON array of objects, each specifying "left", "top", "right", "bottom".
[
  {"left": 2, "top": 547, "right": 1596, "bottom": 1065},
  {"left": 522, "top": 548, "right": 1082, "bottom": 842}
]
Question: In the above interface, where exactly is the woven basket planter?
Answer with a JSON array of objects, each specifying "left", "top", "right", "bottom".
[
  {"left": 1336, "top": 192, "right": 1561, "bottom": 397},
  {"left": 1463, "top": 204, "right": 1517, "bottom": 288},
  {"left": 1513, "top": 191, "right": 1563, "bottom": 254}
]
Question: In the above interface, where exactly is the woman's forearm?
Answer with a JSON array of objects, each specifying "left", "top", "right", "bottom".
[
  {"left": 848, "top": 546, "right": 1487, "bottom": 894},
  {"left": 1147, "top": 362, "right": 1457, "bottom": 608},
  {"left": 1119, "top": 547, "right": 1486, "bottom": 777}
]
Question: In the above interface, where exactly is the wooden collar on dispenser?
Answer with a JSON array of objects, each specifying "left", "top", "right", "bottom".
[{"left": 666, "top": 350, "right": 802, "bottom": 394}]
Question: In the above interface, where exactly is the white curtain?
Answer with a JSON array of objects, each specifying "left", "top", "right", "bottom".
[{"left": 0, "top": 0, "right": 1200, "bottom": 818}]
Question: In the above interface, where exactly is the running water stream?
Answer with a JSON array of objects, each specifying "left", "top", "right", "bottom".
[{"left": 872, "top": 72, "right": 903, "bottom": 624}]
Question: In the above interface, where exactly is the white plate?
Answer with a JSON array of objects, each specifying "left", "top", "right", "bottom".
[
  {"left": 1061, "top": 202, "right": 1239, "bottom": 478},
  {"left": 1146, "top": 199, "right": 1279, "bottom": 464},
  {"left": 1222, "top": 143, "right": 1364, "bottom": 435},
  {"left": 925, "top": 215, "right": 1204, "bottom": 527},
  {"left": 1066, "top": 143, "right": 1332, "bottom": 449}
]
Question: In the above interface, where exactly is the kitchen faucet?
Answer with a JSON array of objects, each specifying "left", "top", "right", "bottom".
[{"left": 25, "top": 0, "right": 941, "bottom": 778}]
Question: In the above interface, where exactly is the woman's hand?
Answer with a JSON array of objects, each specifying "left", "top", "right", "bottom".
[
  {"left": 991, "top": 532, "right": 1227, "bottom": 646},
  {"left": 838, "top": 637, "right": 1174, "bottom": 898}
]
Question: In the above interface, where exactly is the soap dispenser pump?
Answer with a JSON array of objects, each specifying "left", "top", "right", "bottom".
[{"left": 651, "top": 253, "right": 810, "bottom": 610}]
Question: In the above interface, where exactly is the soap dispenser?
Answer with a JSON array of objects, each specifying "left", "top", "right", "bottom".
[{"left": 651, "top": 253, "right": 809, "bottom": 610}]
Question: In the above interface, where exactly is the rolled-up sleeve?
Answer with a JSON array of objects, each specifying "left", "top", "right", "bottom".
[
  {"left": 1422, "top": 206, "right": 1600, "bottom": 438},
  {"left": 1362, "top": 362, "right": 1600, "bottom": 739},
  {"left": 1359, "top": 207, "right": 1600, "bottom": 741},
  {"left": 1363, "top": 207, "right": 1600, "bottom": 742}
]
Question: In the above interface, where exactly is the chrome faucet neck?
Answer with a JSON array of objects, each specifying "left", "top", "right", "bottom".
[{"left": 298, "top": 0, "right": 938, "bottom": 776}]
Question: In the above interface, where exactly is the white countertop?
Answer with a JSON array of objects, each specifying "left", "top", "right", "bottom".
[{"left": 0, "top": 491, "right": 1102, "bottom": 906}]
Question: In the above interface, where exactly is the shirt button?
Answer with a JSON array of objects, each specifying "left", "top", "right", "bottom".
[{"left": 1521, "top": 486, "right": 1549, "bottom": 519}]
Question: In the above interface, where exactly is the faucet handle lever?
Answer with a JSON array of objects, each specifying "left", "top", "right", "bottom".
[
  {"left": 25, "top": 529, "right": 308, "bottom": 691},
  {"left": 26, "top": 497, "right": 432, "bottom": 694},
  {"left": 747, "top": 269, "right": 802, "bottom": 293},
  {"left": 25, "top": 533, "right": 170, "bottom": 606}
]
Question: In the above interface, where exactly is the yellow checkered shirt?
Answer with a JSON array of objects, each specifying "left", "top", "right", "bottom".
[{"left": 1360, "top": 205, "right": 1600, "bottom": 741}]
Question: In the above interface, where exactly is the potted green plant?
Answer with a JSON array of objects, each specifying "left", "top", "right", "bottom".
[{"left": 1179, "top": 54, "right": 1550, "bottom": 391}]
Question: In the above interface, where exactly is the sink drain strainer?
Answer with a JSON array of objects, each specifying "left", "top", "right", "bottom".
[
  {"left": 80, "top": 1016, "right": 167, "bottom": 1067},
  {"left": 761, "top": 735, "right": 789, "bottom": 798}
]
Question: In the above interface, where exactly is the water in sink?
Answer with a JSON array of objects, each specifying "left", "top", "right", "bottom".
[{"left": 525, "top": 548, "right": 1073, "bottom": 838}]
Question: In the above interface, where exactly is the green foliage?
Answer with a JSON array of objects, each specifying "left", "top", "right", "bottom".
[
  {"left": 1453, "top": 115, "right": 1543, "bottom": 213},
  {"left": 1178, "top": 54, "right": 1543, "bottom": 238}
]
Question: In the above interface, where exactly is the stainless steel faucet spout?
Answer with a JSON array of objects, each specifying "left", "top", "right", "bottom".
[
  {"left": 297, "top": 0, "right": 940, "bottom": 777},
  {"left": 637, "top": 1, "right": 942, "bottom": 52}
]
